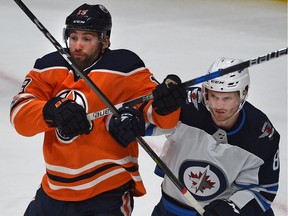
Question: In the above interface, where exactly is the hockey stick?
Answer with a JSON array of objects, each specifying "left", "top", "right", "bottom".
[
  {"left": 182, "top": 47, "right": 287, "bottom": 88},
  {"left": 14, "top": 0, "right": 204, "bottom": 214},
  {"left": 86, "top": 95, "right": 154, "bottom": 121},
  {"left": 87, "top": 47, "right": 287, "bottom": 121}
]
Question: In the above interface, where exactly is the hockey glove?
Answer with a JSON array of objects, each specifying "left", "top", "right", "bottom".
[
  {"left": 152, "top": 74, "right": 186, "bottom": 115},
  {"left": 43, "top": 97, "right": 92, "bottom": 138},
  {"left": 201, "top": 199, "right": 241, "bottom": 216},
  {"left": 108, "top": 107, "right": 145, "bottom": 147}
]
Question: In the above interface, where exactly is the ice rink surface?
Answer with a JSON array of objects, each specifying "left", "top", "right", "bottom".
[{"left": 0, "top": 0, "right": 287, "bottom": 215}]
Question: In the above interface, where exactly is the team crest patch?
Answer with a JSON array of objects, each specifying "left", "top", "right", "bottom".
[
  {"left": 57, "top": 89, "right": 88, "bottom": 112},
  {"left": 179, "top": 161, "right": 227, "bottom": 201},
  {"left": 259, "top": 121, "right": 275, "bottom": 139}
]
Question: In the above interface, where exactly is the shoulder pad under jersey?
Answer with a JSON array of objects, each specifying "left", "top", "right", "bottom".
[
  {"left": 93, "top": 49, "right": 146, "bottom": 73},
  {"left": 33, "top": 51, "right": 69, "bottom": 70}
]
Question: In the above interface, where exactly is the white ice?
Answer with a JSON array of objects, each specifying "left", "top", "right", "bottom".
[{"left": 0, "top": 0, "right": 287, "bottom": 215}]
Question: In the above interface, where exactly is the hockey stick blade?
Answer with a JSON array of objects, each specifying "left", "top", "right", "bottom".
[
  {"left": 87, "top": 47, "right": 287, "bottom": 121},
  {"left": 14, "top": 0, "right": 204, "bottom": 214}
]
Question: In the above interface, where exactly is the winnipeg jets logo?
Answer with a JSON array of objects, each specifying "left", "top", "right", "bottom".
[
  {"left": 179, "top": 161, "right": 227, "bottom": 201},
  {"left": 259, "top": 121, "right": 275, "bottom": 139},
  {"left": 189, "top": 165, "right": 216, "bottom": 193}
]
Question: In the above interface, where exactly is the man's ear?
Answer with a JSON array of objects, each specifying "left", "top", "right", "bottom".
[
  {"left": 243, "top": 87, "right": 249, "bottom": 97},
  {"left": 102, "top": 36, "right": 110, "bottom": 52}
]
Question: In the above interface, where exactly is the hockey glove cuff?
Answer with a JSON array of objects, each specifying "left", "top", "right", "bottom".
[
  {"left": 152, "top": 74, "right": 186, "bottom": 115},
  {"left": 108, "top": 107, "right": 145, "bottom": 147},
  {"left": 43, "top": 97, "right": 92, "bottom": 138},
  {"left": 202, "top": 199, "right": 241, "bottom": 216}
]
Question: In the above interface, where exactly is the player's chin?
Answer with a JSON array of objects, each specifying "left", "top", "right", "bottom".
[
  {"left": 212, "top": 112, "right": 228, "bottom": 122},
  {"left": 73, "top": 56, "right": 85, "bottom": 62},
  {"left": 73, "top": 58, "right": 86, "bottom": 67}
]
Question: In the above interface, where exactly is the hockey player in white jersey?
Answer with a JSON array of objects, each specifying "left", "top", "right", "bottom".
[{"left": 149, "top": 58, "right": 280, "bottom": 216}]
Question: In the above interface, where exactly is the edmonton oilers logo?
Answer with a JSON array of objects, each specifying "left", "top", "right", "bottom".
[
  {"left": 179, "top": 160, "right": 227, "bottom": 201},
  {"left": 55, "top": 89, "right": 88, "bottom": 143}
]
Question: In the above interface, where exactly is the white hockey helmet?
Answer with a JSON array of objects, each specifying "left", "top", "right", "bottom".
[{"left": 202, "top": 57, "right": 250, "bottom": 110}]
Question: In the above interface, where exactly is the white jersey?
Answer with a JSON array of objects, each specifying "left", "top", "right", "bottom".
[{"left": 149, "top": 88, "right": 280, "bottom": 215}]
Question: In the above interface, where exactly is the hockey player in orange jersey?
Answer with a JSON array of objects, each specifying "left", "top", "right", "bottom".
[{"left": 10, "top": 4, "right": 186, "bottom": 216}]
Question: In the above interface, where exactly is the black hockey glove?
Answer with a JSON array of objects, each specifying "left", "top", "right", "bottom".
[
  {"left": 108, "top": 107, "right": 145, "bottom": 147},
  {"left": 43, "top": 97, "right": 92, "bottom": 138},
  {"left": 152, "top": 74, "right": 186, "bottom": 115},
  {"left": 201, "top": 199, "right": 241, "bottom": 216}
]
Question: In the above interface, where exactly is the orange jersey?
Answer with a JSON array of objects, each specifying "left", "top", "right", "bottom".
[{"left": 10, "top": 49, "right": 180, "bottom": 201}]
